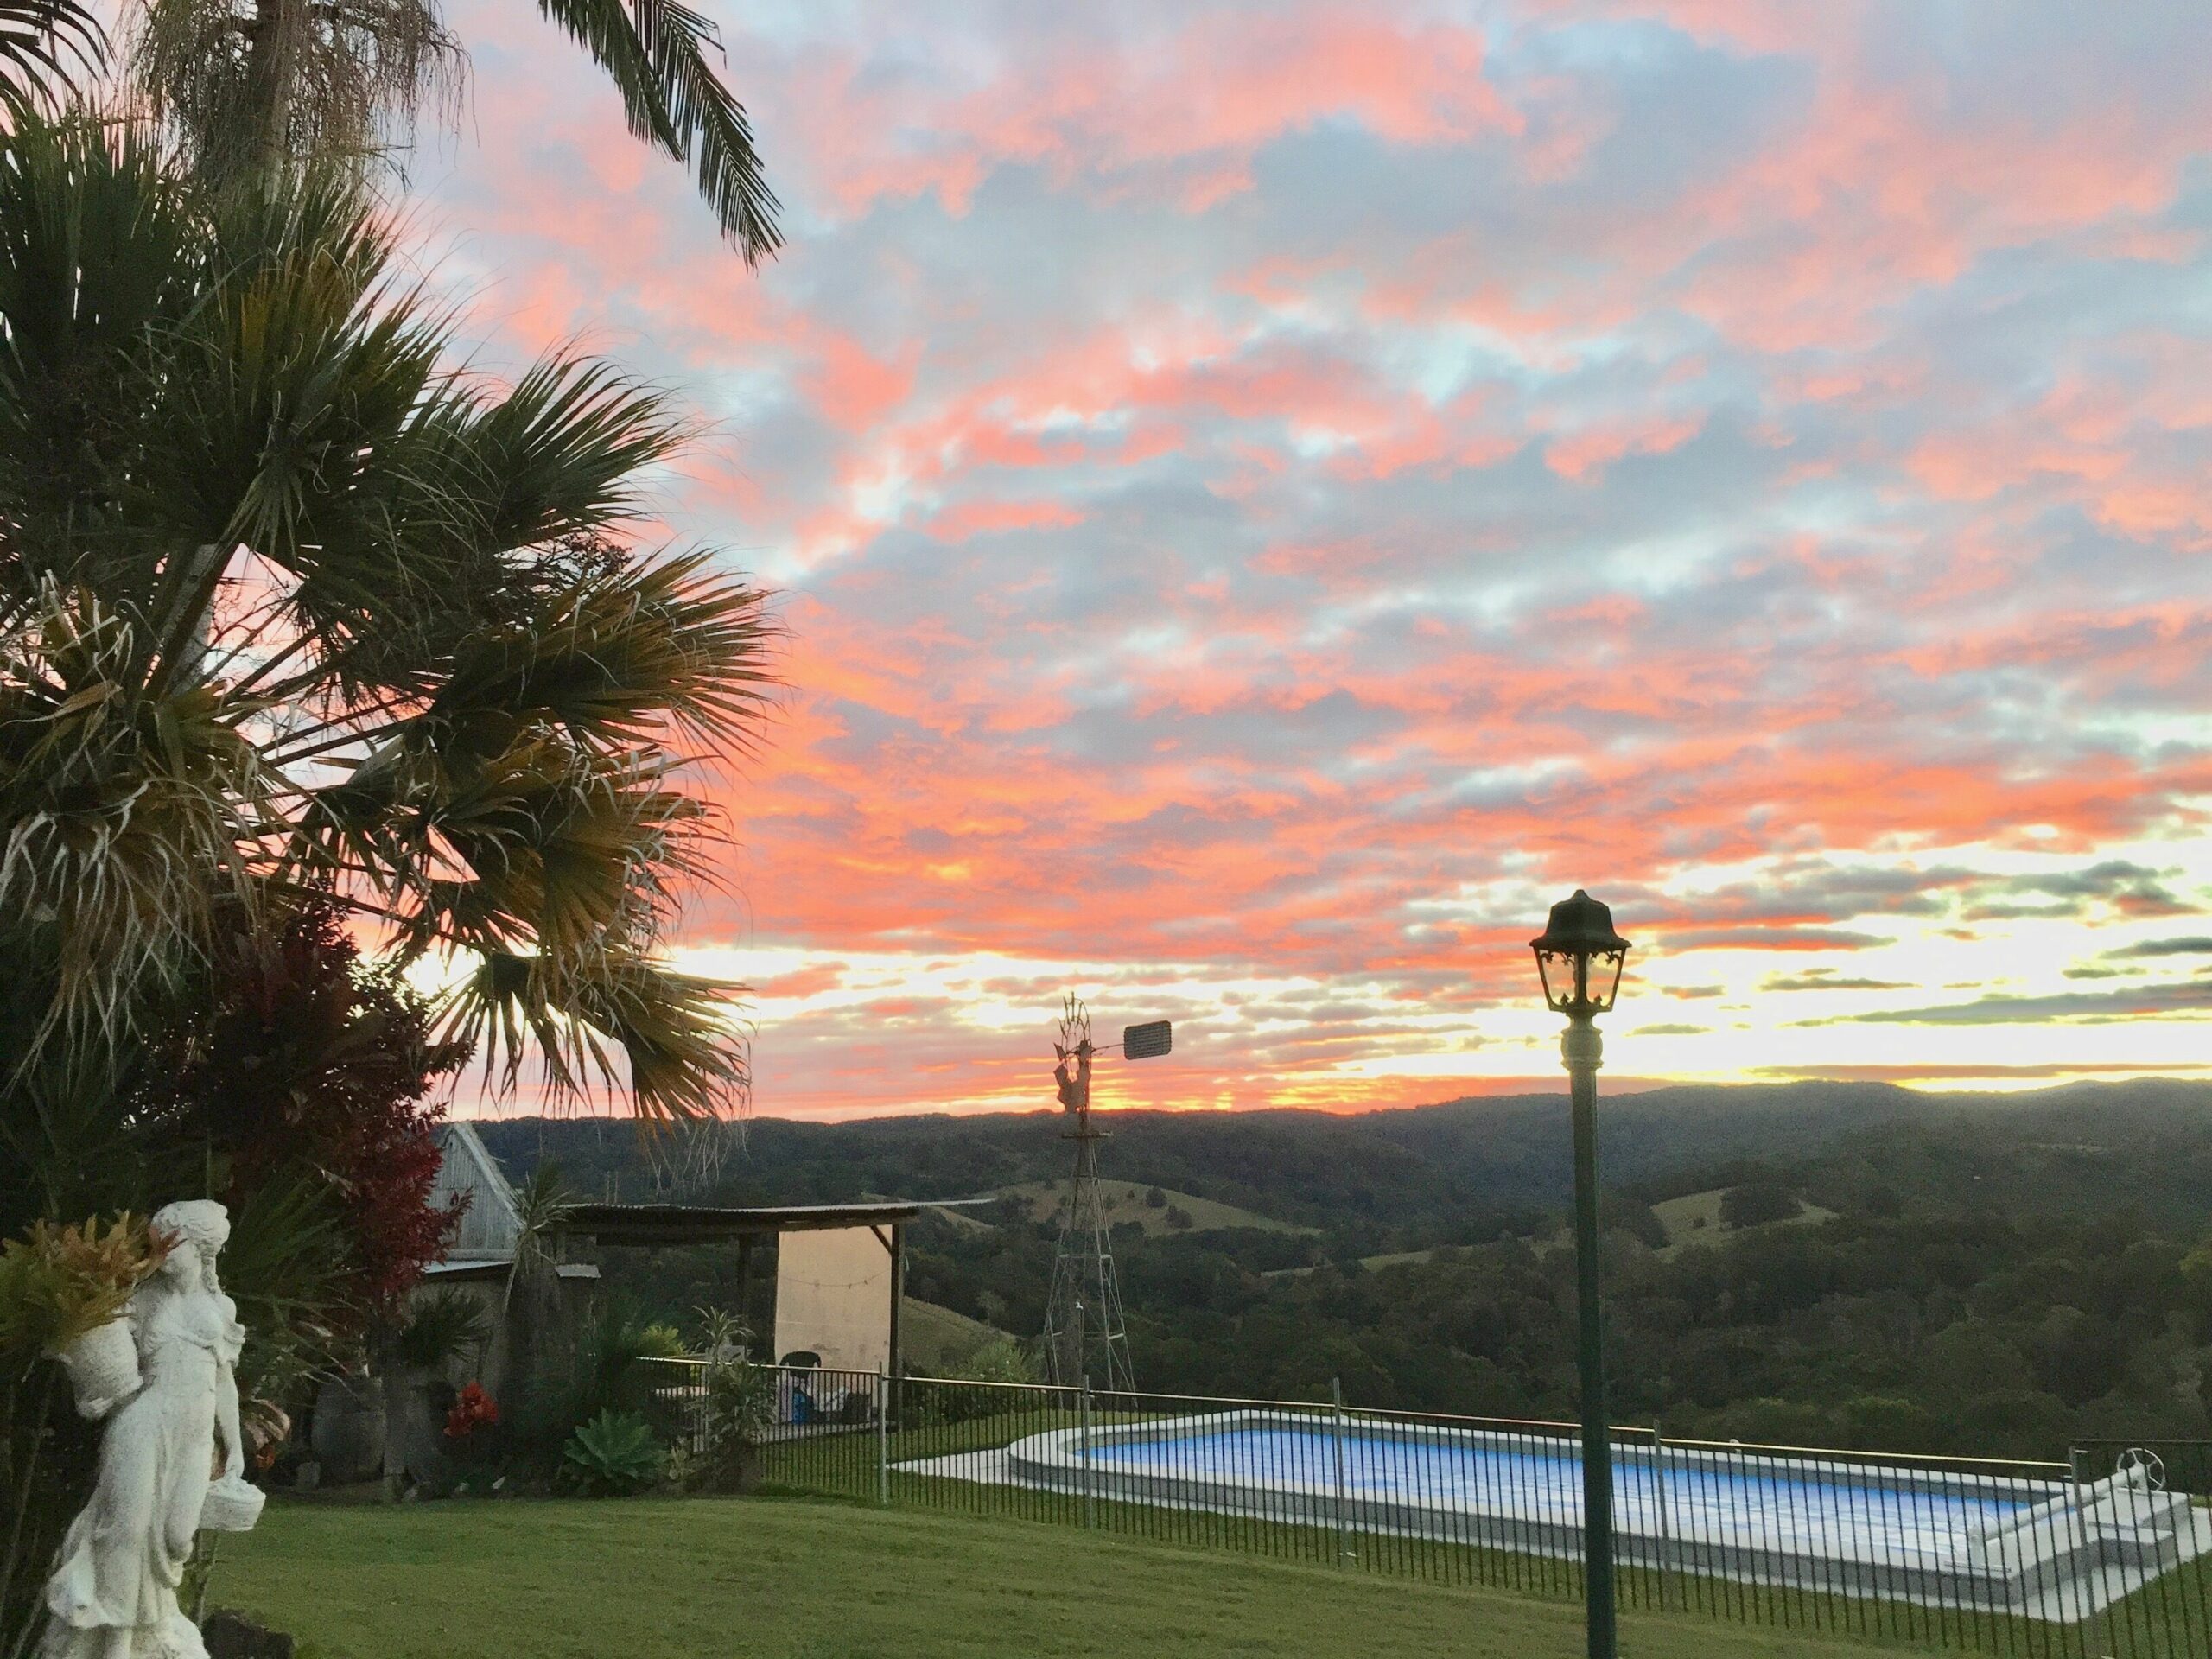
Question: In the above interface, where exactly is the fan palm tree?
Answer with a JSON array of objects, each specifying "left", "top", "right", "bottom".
[
  {"left": 0, "top": 0, "right": 103, "bottom": 124},
  {"left": 121, "top": 0, "right": 779, "bottom": 263},
  {"left": 0, "top": 115, "right": 775, "bottom": 1130}
]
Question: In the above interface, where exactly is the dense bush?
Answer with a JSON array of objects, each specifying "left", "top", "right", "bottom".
[
  {"left": 141, "top": 899, "right": 472, "bottom": 1324},
  {"left": 1719, "top": 1182, "right": 1800, "bottom": 1230},
  {"left": 695, "top": 1360, "right": 776, "bottom": 1493}
]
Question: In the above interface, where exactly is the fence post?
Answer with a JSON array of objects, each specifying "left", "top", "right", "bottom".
[
  {"left": 1331, "top": 1376, "right": 1352, "bottom": 1567},
  {"left": 2067, "top": 1446, "right": 2101, "bottom": 1653},
  {"left": 1080, "top": 1378, "right": 1096, "bottom": 1529},
  {"left": 876, "top": 1365, "right": 890, "bottom": 1507},
  {"left": 1649, "top": 1423, "right": 1673, "bottom": 1613}
]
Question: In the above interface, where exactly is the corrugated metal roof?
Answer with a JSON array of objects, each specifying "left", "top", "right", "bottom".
[
  {"left": 554, "top": 1199, "right": 927, "bottom": 1247},
  {"left": 430, "top": 1122, "right": 523, "bottom": 1264},
  {"left": 425, "top": 1129, "right": 942, "bottom": 1259}
]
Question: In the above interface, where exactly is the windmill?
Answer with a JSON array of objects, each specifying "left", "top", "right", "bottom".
[{"left": 1039, "top": 995, "right": 1173, "bottom": 1395}]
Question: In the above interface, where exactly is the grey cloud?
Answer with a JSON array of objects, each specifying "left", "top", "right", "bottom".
[
  {"left": 2103, "top": 936, "right": 2212, "bottom": 958},
  {"left": 1799, "top": 982, "right": 2212, "bottom": 1027},
  {"left": 1661, "top": 927, "right": 1885, "bottom": 952},
  {"left": 1760, "top": 971, "right": 1910, "bottom": 992}
]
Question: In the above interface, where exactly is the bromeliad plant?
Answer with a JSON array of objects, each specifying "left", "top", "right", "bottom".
[
  {"left": 0, "top": 1213, "right": 171, "bottom": 1353},
  {"left": 0, "top": 116, "right": 775, "bottom": 1133}
]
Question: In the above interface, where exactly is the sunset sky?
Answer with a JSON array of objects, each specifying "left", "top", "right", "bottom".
[{"left": 420, "top": 0, "right": 2212, "bottom": 1120}]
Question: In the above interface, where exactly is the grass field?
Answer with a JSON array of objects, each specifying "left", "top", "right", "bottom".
[
  {"left": 1650, "top": 1188, "right": 1838, "bottom": 1256},
  {"left": 213, "top": 1497, "right": 1954, "bottom": 1659},
  {"left": 987, "top": 1179, "right": 1310, "bottom": 1237},
  {"left": 898, "top": 1296, "right": 1009, "bottom": 1370}
]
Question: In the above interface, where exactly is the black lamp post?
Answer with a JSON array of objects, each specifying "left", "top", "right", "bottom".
[{"left": 1530, "top": 889, "right": 1631, "bottom": 1659}]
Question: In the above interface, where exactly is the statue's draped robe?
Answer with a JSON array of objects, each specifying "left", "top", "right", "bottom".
[{"left": 41, "top": 1284, "right": 244, "bottom": 1659}]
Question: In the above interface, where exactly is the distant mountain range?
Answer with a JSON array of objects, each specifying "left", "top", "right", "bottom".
[{"left": 475, "top": 1076, "right": 2212, "bottom": 1236}]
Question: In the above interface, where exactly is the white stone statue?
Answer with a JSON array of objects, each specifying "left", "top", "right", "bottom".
[{"left": 41, "top": 1199, "right": 262, "bottom": 1659}]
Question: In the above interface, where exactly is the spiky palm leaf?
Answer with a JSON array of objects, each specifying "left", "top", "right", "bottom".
[
  {"left": 535, "top": 0, "right": 777, "bottom": 262},
  {"left": 0, "top": 583, "right": 270, "bottom": 1055},
  {"left": 0, "top": 0, "right": 103, "bottom": 127},
  {"left": 0, "top": 118, "right": 774, "bottom": 1126},
  {"left": 499, "top": 1159, "right": 575, "bottom": 1327},
  {"left": 127, "top": 0, "right": 461, "bottom": 186},
  {"left": 124, "top": 0, "right": 780, "bottom": 264}
]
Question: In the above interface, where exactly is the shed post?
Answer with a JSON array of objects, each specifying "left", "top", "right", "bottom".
[
  {"left": 890, "top": 1223, "right": 904, "bottom": 1425},
  {"left": 871, "top": 1221, "right": 906, "bottom": 1427},
  {"left": 734, "top": 1234, "right": 755, "bottom": 1351}
]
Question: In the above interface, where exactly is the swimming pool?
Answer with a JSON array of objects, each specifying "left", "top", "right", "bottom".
[
  {"left": 1089, "top": 1422, "right": 2027, "bottom": 1560},
  {"left": 902, "top": 1409, "right": 2209, "bottom": 1621}
]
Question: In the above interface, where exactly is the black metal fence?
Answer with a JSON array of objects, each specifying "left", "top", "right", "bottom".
[
  {"left": 639, "top": 1361, "right": 2212, "bottom": 1657},
  {"left": 2068, "top": 1440, "right": 2212, "bottom": 1659}
]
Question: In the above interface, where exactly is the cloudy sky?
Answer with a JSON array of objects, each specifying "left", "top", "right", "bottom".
[{"left": 419, "top": 0, "right": 2212, "bottom": 1119}]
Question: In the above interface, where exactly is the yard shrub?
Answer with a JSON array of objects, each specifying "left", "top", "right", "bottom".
[
  {"left": 562, "top": 1408, "right": 667, "bottom": 1496},
  {"left": 696, "top": 1359, "right": 775, "bottom": 1493}
]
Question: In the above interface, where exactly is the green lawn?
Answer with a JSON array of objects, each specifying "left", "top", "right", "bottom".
[{"left": 214, "top": 1496, "right": 1942, "bottom": 1659}]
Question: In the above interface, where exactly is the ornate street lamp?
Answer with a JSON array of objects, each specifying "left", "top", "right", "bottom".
[{"left": 1530, "top": 889, "right": 1630, "bottom": 1659}]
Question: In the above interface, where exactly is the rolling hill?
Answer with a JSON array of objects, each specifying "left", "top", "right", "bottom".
[{"left": 475, "top": 1076, "right": 2212, "bottom": 1236}]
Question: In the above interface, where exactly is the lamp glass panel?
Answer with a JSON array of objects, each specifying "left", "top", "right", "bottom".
[{"left": 1534, "top": 949, "right": 1567, "bottom": 1010}]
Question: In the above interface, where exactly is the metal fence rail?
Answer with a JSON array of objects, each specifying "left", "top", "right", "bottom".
[{"left": 639, "top": 1361, "right": 2212, "bottom": 1658}]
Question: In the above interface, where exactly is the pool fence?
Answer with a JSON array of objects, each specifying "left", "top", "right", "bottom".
[{"left": 639, "top": 1360, "right": 2212, "bottom": 1658}]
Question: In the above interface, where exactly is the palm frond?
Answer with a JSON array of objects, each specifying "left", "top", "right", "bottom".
[
  {"left": 0, "top": 116, "right": 772, "bottom": 1127},
  {"left": 0, "top": 0, "right": 103, "bottom": 128},
  {"left": 125, "top": 0, "right": 462, "bottom": 188},
  {"left": 510, "top": 1161, "right": 576, "bottom": 1256},
  {"left": 535, "top": 0, "right": 780, "bottom": 264},
  {"left": 0, "top": 118, "right": 197, "bottom": 582},
  {"left": 410, "top": 745, "right": 712, "bottom": 956},
  {"left": 121, "top": 0, "right": 772, "bottom": 263},
  {"left": 301, "top": 713, "right": 721, "bottom": 957},
  {"left": 0, "top": 582, "right": 269, "bottom": 1057},
  {"left": 461, "top": 356, "right": 686, "bottom": 551},
  {"left": 429, "top": 548, "right": 777, "bottom": 754},
  {"left": 150, "top": 174, "right": 451, "bottom": 573},
  {"left": 444, "top": 947, "right": 747, "bottom": 1127}
]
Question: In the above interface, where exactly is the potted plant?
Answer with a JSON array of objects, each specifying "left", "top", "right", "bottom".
[
  {"left": 697, "top": 1353, "right": 776, "bottom": 1494},
  {"left": 391, "top": 1288, "right": 492, "bottom": 1488},
  {"left": 0, "top": 1214, "right": 172, "bottom": 1417}
]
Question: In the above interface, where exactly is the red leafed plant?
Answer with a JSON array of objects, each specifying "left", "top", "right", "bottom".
[
  {"left": 138, "top": 895, "right": 473, "bottom": 1327},
  {"left": 445, "top": 1381, "right": 499, "bottom": 1440}
]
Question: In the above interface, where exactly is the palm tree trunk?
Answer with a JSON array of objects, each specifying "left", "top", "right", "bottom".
[{"left": 239, "top": 0, "right": 298, "bottom": 174}]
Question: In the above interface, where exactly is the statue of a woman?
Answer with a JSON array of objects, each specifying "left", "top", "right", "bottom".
[{"left": 41, "top": 1199, "right": 254, "bottom": 1659}]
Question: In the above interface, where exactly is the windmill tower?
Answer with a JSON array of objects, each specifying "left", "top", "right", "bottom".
[{"left": 1039, "top": 996, "right": 1149, "bottom": 1394}]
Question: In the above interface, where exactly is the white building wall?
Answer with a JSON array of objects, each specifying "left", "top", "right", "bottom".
[{"left": 773, "top": 1227, "right": 891, "bottom": 1373}]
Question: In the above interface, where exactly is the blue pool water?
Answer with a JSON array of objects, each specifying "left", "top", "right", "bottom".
[{"left": 1090, "top": 1425, "right": 2031, "bottom": 1561}]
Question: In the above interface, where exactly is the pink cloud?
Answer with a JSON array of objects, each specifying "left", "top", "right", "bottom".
[
  {"left": 407, "top": 0, "right": 2212, "bottom": 1116},
  {"left": 776, "top": 12, "right": 1519, "bottom": 219}
]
